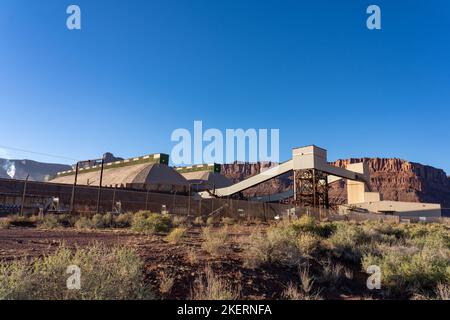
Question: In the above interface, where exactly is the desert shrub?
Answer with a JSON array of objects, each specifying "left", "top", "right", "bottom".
[
  {"left": 297, "top": 233, "right": 321, "bottom": 257},
  {"left": 36, "top": 214, "right": 77, "bottom": 229},
  {"left": 74, "top": 217, "right": 94, "bottom": 230},
  {"left": 131, "top": 211, "right": 150, "bottom": 232},
  {"left": 56, "top": 214, "right": 77, "bottom": 228},
  {"left": 403, "top": 224, "right": 450, "bottom": 250},
  {"left": 191, "top": 266, "right": 240, "bottom": 300},
  {"left": 172, "top": 215, "right": 188, "bottom": 227},
  {"left": 326, "top": 222, "right": 371, "bottom": 263},
  {"left": 288, "top": 216, "right": 336, "bottom": 238},
  {"left": 401, "top": 223, "right": 448, "bottom": 240},
  {"left": 221, "top": 217, "right": 235, "bottom": 226},
  {"left": 366, "top": 221, "right": 405, "bottom": 239},
  {"left": 193, "top": 216, "right": 205, "bottom": 226},
  {"left": 166, "top": 227, "right": 187, "bottom": 244},
  {"left": 206, "top": 216, "right": 217, "bottom": 226},
  {"left": 0, "top": 245, "right": 153, "bottom": 300},
  {"left": 201, "top": 227, "right": 229, "bottom": 257},
  {"left": 39, "top": 214, "right": 60, "bottom": 229},
  {"left": 362, "top": 244, "right": 450, "bottom": 297},
  {"left": 91, "top": 214, "right": 106, "bottom": 229},
  {"left": 113, "top": 213, "right": 133, "bottom": 228},
  {"left": 101, "top": 213, "right": 114, "bottom": 228},
  {"left": 7, "top": 215, "right": 37, "bottom": 228},
  {"left": 131, "top": 211, "right": 172, "bottom": 234},
  {"left": 243, "top": 226, "right": 307, "bottom": 268},
  {"left": 242, "top": 229, "right": 271, "bottom": 268},
  {"left": 290, "top": 216, "right": 317, "bottom": 234},
  {"left": 0, "top": 219, "right": 11, "bottom": 229}
]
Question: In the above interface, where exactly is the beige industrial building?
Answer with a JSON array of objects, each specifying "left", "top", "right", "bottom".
[
  {"left": 50, "top": 154, "right": 189, "bottom": 192},
  {"left": 175, "top": 164, "right": 233, "bottom": 191},
  {"left": 342, "top": 162, "right": 442, "bottom": 217}
]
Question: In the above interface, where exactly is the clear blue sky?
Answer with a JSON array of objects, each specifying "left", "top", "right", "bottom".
[{"left": 0, "top": 0, "right": 449, "bottom": 172}]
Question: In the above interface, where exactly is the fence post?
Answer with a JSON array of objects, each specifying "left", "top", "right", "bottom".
[
  {"left": 112, "top": 188, "right": 116, "bottom": 212},
  {"left": 70, "top": 162, "right": 79, "bottom": 214},
  {"left": 20, "top": 175, "right": 29, "bottom": 217},
  {"left": 96, "top": 159, "right": 105, "bottom": 214}
]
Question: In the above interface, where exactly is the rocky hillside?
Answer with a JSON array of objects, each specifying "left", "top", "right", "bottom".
[
  {"left": 0, "top": 159, "right": 71, "bottom": 181},
  {"left": 221, "top": 159, "right": 450, "bottom": 209},
  {"left": 0, "top": 152, "right": 122, "bottom": 182}
]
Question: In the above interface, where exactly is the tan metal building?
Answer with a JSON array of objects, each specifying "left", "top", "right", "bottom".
[
  {"left": 50, "top": 154, "right": 189, "bottom": 193},
  {"left": 175, "top": 164, "right": 233, "bottom": 192}
]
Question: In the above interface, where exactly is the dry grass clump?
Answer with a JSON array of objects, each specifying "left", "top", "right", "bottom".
[
  {"left": 113, "top": 213, "right": 133, "bottom": 228},
  {"left": 159, "top": 271, "right": 175, "bottom": 296},
  {"left": 221, "top": 217, "right": 235, "bottom": 226},
  {"left": 74, "top": 216, "right": 94, "bottom": 229},
  {"left": 29, "top": 213, "right": 133, "bottom": 230},
  {"left": 318, "top": 258, "right": 353, "bottom": 288},
  {"left": 5, "top": 214, "right": 77, "bottom": 229},
  {"left": 325, "top": 222, "right": 372, "bottom": 263},
  {"left": 201, "top": 227, "right": 229, "bottom": 257},
  {"left": 166, "top": 227, "right": 187, "bottom": 244},
  {"left": 242, "top": 218, "right": 335, "bottom": 269},
  {"left": 0, "top": 244, "right": 153, "bottom": 300},
  {"left": 0, "top": 219, "right": 11, "bottom": 229},
  {"left": 187, "top": 247, "right": 199, "bottom": 264},
  {"left": 6, "top": 215, "right": 38, "bottom": 228},
  {"left": 206, "top": 216, "right": 218, "bottom": 227},
  {"left": 435, "top": 283, "right": 450, "bottom": 300},
  {"left": 131, "top": 211, "right": 173, "bottom": 234},
  {"left": 283, "top": 267, "right": 322, "bottom": 300},
  {"left": 191, "top": 266, "right": 241, "bottom": 300},
  {"left": 193, "top": 216, "right": 205, "bottom": 227},
  {"left": 297, "top": 233, "right": 321, "bottom": 257},
  {"left": 243, "top": 226, "right": 308, "bottom": 268},
  {"left": 289, "top": 215, "right": 336, "bottom": 238},
  {"left": 172, "top": 215, "right": 189, "bottom": 227}
]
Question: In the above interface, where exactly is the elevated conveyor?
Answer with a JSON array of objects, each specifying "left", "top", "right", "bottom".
[{"left": 199, "top": 145, "right": 370, "bottom": 200}]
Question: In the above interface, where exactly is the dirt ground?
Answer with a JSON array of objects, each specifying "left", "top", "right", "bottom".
[{"left": 0, "top": 226, "right": 373, "bottom": 300}]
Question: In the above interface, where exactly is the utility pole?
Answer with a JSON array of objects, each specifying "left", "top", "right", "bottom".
[
  {"left": 70, "top": 162, "right": 79, "bottom": 214},
  {"left": 96, "top": 158, "right": 105, "bottom": 214},
  {"left": 20, "top": 175, "right": 29, "bottom": 217}
]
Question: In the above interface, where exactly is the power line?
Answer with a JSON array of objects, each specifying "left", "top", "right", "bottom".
[{"left": 0, "top": 145, "right": 78, "bottom": 162}]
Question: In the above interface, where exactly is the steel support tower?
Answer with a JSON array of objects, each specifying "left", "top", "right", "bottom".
[{"left": 293, "top": 169, "right": 329, "bottom": 208}]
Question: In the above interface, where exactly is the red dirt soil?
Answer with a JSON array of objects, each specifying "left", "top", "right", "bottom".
[{"left": 0, "top": 227, "right": 375, "bottom": 300}]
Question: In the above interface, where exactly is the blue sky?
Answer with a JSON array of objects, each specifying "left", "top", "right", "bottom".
[{"left": 0, "top": 0, "right": 449, "bottom": 172}]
